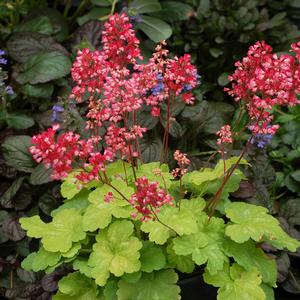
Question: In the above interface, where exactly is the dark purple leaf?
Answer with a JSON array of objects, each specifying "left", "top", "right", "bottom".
[
  {"left": 231, "top": 180, "right": 255, "bottom": 199},
  {"left": 41, "top": 273, "right": 60, "bottom": 292},
  {"left": 280, "top": 199, "right": 300, "bottom": 226},
  {"left": 0, "top": 177, "right": 25, "bottom": 209},
  {"left": 2, "top": 217, "right": 25, "bottom": 241},
  {"left": 71, "top": 20, "right": 103, "bottom": 49},
  {"left": 16, "top": 267, "right": 37, "bottom": 283},
  {"left": 276, "top": 253, "right": 290, "bottom": 283}
]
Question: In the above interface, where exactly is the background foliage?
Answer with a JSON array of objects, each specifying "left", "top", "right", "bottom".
[{"left": 0, "top": 0, "right": 300, "bottom": 298}]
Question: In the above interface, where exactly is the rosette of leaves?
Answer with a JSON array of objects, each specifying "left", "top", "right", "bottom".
[{"left": 19, "top": 158, "right": 300, "bottom": 299}]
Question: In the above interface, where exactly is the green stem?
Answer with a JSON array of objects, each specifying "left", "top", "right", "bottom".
[
  {"left": 150, "top": 206, "right": 179, "bottom": 235},
  {"left": 63, "top": 0, "right": 72, "bottom": 18},
  {"left": 69, "top": 0, "right": 90, "bottom": 23}
]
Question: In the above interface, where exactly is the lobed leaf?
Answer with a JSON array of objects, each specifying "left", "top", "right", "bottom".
[
  {"left": 88, "top": 220, "right": 142, "bottom": 286},
  {"left": 117, "top": 269, "right": 180, "bottom": 300}
]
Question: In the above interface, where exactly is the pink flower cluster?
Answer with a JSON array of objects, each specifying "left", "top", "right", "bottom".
[
  {"left": 225, "top": 41, "right": 300, "bottom": 135},
  {"left": 129, "top": 176, "right": 174, "bottom": 221},
  {"left": 30, "top": 125, "right": 105, "bottom": 180},
  {"left": 30, "top": 13, "right": 198, "bottom": 181},
  {"left": 216, "top": 125, "right": 233, "bottom": 145},
  {"left": 171, "top": 150, "right": 190, "bottom": 177}
]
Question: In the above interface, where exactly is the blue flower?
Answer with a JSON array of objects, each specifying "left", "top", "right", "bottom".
[
  {"left": 5, "top": 85, "right": 14, "bottom": 95},
  {"left": 151, "top": 82, "right": 164, "bottom": 96},
  {"left": 182, "top": 84, "right": 193, "bottom": 92},
  {"left": 129, "top": 15, "right": 142, "bottom": 23},
  {"left": 151, "top": 73, "right": 165, "bottom": 96},
  {"left": 51, "top": 105, "right": 64, "bottom": 123},
  {"left": 0, "top": 50, "right": 5, "bottom": 56},
  {"left": 251, "top": 133, "right": 273, "bottom": 149},
  {"left": 0, "top": 58, "right": 7, "bottom": 65}
]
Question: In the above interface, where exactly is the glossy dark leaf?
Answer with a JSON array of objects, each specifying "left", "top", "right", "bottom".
[
  {"left": 281, "top": 269, "right": 300, "bottom": 295},
  {"left": 11, "top": 185, "right": 33, "bottom": 211},
  {"left": 28, "top": 8, "right": 69, "bottom": 42},
  {"left": 16, "top": 51, "right": 71, "bottom": 85},
  {"left": 280, "top": 199, "right": 300, "bottom": 226},
  {"left": 0, "top": 177, "right": 25, "bottom": 209},
  {"left": 130, "top": 0, "right": 162, "bottom": 14},
  {"left": 7, "top": 32, "right": 68, "bottom": 64},
  {"left": 15, "top": 16, "right": 53, "bottom": 35},
  {"left": 135, "top": 108, "right": 159, "bottom": 130},
  {"left": 201, "top": 102, "right": 235, "bottom": 134},
  {"left": 231, "top": 181, "right": 256, "bottom": 199},
  {"left": 2, "top": 217, "right": 25, "bottom": 241},
  {"left": 2, "top": 135, "right": 35, "bottom": 173},
  {"left": 276, "top": 253, "right": 290, "bottom": 283},
  {"left": 21, "top": 83, "right": 54, "bottom": 99},
  {"left": 181, "top": 100, "right": 208, "bottom": 120},
  {"left": 38, "top": 191, "right": 60, "bottom": 216},
  {"left": 22, "top": 283, "right": 44, "bottom": 298},
  {"left": 30, "top": 164, "right": 53, "bottom": 185},
  {"left": 77, "top": 7, "right": 110, "bottom": 26},
  {"left": 72, "top": 20, "right": 103, "bottom": 49},
  {"left": 140, "top": 136, "right": 163, "bottom": 162},
  {"left": 138, "top": 16, "right": 172, "bottom": 42},
  {"left": 151, "top": 1, "right": 193, "bottom": 22},
  {"left": 16, "top": 267, "right": 37, "bottom": 283},
  {"left": 5, "top": 114, "right": 35, "bottom": 130}
]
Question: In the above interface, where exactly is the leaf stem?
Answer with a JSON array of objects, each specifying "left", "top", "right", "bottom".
[{"left": 150, "top": 206, "right": 179, "bottom": 235}]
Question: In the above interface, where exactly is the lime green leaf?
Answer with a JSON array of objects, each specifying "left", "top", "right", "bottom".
[
  {"left": 88, "top": 220, "right": 142, "bottom": 286},
  {"left": 20, "top": 209, "right": 86, "bottom": 252},
  {"left": 224, "top": 239, "right": 277, "bottom": 286},
  {"left": 261, "top": 284, "right": 275, "bottom": 300},
  {"left": 83, "top": 202, "right": 132, "bottom": 231},
  {"left": 83, "top": 182, "right": 133, "bottom": 231},
  {"left": 183, "top": 157, "right": 248, "bottom": 187},
  {"left": 180, "top": 197, "right": 206, "bottom": 217},
  {"left": 88, "top": 180, "right": 133, "bottom": 205},
  {"left": 166, "top": 244, "right": 195, "bottom": 273},
  {"left": 135, "top": 162, "right": 173, "bottom": 188},
  {"left": 138, "top": 16, "right": 172, "bottom": 43},
  {"left": 117, "top": 269, "right": 180, "bottom": 300},
  {"left": 61, "top": 172, "right": 82, "bottom": 199},
  {"left": 51, "top": 189, "right": 90, "bottom": 217},
  {"left": 61, "top": 242, "right": 81, "bottom": 258},
  {"left": 140, "top": 241, "right": 166, "bottom": 272},
  {"left": 103, "top": 279, "right": 118, "bottom": 300},
  {"left": 204, "top": 263, "right": 265, "bottom": 300},
  {"left": 122, "top": 271, "right": 142, "bottom": 284},
  {"left": 225, "top": 202, "right": 300, "bottom": 251},
  {"left": 173, "top": 216, "right": 227, "bottom": 274},
  {"left": 105, "top": 160, "right": 133, "bottom": 180},
  {"left": 19, "top": 215, "right": 47, "bottom": 237},
  {"left": 21, "top": 247, "right": 61, "bottom": 272},
  {"left": 53, "top": 272, "right": 99, "bottom": 300},
  {"left": 73, "top": 258, "right": 93, "bottom": 278},
  {"left": 141, "top": 205, "right": 197, "bottom": 244}
]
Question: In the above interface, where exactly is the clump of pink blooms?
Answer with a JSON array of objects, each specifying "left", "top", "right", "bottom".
[
  {"left": 216, "top": 125, "right": 233, "bottom": 145},
  {"left": 30, "top": 13, "right": 199, "bottom": 184},
  {"left": 171, "top": 150, "right": 190, "bottom": 177},
  {"left": 129, "top": 177, "right": 174, "bottom": 221},
  {"left": 225, "top": 40, "right": 300, "bottom": 136}
]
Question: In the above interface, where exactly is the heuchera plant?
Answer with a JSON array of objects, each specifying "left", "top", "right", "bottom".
[{"left": 20, "top": 13, "right": 300, "bottom": 300}]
